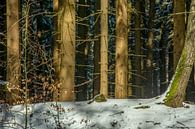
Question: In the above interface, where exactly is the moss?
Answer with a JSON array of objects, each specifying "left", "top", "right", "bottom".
[
  {"left": 164, "top": 49, "right": 187, "bottom": 107},
  {"left": 94, "top": 94, "right": 107, "bottom": 102}
]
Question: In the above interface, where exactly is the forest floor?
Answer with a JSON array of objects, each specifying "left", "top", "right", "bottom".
[{"left": 0, "top": 96, "right": 195, "bottom": 129}]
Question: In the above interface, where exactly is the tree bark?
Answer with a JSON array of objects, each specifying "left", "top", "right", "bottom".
[
  {"left": 93, "top": 0, "right": 101, "bottom": 96},
  {"left": 53, "top": 0, "right": 75, "bottom": 101},
  {"left": 76, "top": 0, "right": 88, "bottom": 101},
  {"left": 164, "top": 0, "right": 195, "bottom": 107},
  {"left": 145, "top": 0, "right": 155, "bottom": 98},
  {"left": 6, "top": 0, "right": 21, "bottom": 104},
  {"left": 135, "top": 0, "right": 142, "bottom": 97},
  {"left": 100, "top": 0, "right": 108, "bottom": 97},
  {"left": 173, "top": 0, "right": 185, "bottom": 70},
  {"left": 115, "top": 0, "right": 128, "bottom": 99}
]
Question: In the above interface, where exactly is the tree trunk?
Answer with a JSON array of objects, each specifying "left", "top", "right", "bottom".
[
  {"left": 0, "top": 0, "right": 6, "bottom": 102},
  {"left": 76, "top": 0, "right": 88, "bottom": 101},
  {"left": 6, "top": 0, "right": 21, "bottom": 104},
  {"left": 164, "top": 0, "right": 195, "bottom": 107},
  {"left": 135, "top": 0, "right": 142, "bottom": 97},
  {"left": 93, "top": 0, "right": 100, "bottom": 96},
  {"left": 100, "top": 0, "right": 108, "bottom": 97},
  {"left": 115, "top": 0, "right": 128, "bottom": 99},
  {"left": 53, "top": 0, "right": 75, "bottom": 101},
  {"left": 145, "top": 0, "right": 155, "bottom": 98},
  {"left": 173, "top": 0, "right": 185, "bottom": 70}
]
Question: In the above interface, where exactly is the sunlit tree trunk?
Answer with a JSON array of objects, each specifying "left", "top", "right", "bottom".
[
  {"left": 53, "top": 0, "right": 75, "bottom": 101},
  {"left": 164, "top": 0, "right": 195, "bottom": 107},
  {"left": 6, "top": 0, "right": 21, "bottom": 104},
  {"left": 100, "top": 0, "right": 108, "bottom": 97},
  {"left": 145, "top": 0, "right": 155, "bottom": 98},
  {"left": 115, "top": 0, "right": 128, "bottom": 99},
  {"left": 173, "top": 0, "right": 185, "bottom": 70}
]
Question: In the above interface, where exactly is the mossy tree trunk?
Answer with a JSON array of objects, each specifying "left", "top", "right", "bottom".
[
  {"left": 100, "top": 0, "right": 108, "bottom": 97},
  {"left": 115, "top": 0, "right": 128, "bottom": 99},
  {"left": 6, "top": 0, "right": 21, "bottom": 104},
  {"left": 53, "top": 0, "right": 75, "bottom": 101},
  {"left": 164, "top": 0, "right": 195, "bottom": 107},
  {"left": 173, "top": 0, "right": 185, "bottom": 70}
]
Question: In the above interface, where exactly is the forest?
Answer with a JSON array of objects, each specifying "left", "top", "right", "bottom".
[{"left": 0, "top": 0, "right": 195, "bottom": 129}]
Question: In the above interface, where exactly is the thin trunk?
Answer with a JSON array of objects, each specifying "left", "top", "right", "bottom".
[
  {"left": 164, "top": 0, "right": 195, "bottom": 107},
  {"left": 173, "top": 0, "right": 185, "bottom": 70},
  {"left": 53, "top": 0, "right": 60, "bottom": 83},
  {"left": 100, "top": 0, "right": 108, "bottom": 97},
  {"left": 145, "top": 0, "right": 155, "bottom": 98},
  {"left": 0, "top": 1, "right": 6, "bottom": 102},
  {"left": 135, "top": 0, "right": 142, "bottom": 97},
  {"left": 93, "top": 0, "right": 100, "bottom": 97},
  {"left": 159, "top": 30, "right": 165, "bottom": 93},
  {"left": 53, "top": 0, "right": 75, "bottom": 101},
  {"left": 115, "top": 0, "right": 128, "bottom": 99},
  {"left": 6, "top": 0, "right": 21, "bottom": 104}
]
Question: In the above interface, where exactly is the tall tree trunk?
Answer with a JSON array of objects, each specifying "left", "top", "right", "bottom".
[
  {"left": 76, "top": 0, "right": 88, "bottom": 101},
  {"left": 0, "top": 0, "right": 6, "bottom": 102},
  {"left": 164, "top": 0, "right": 195, "bottom": 107},
  {"left": 100, "top": 0, "right": 108, "bottom": 97},
  {"left": 159, "top": 26, "right": 169, "bottom": 94},
  {"left": 135, "top": 0, "right": 142, "bottom": 97},
  {"left": 93, "top": 0, "right": 101, "bottom": 97},
  {"left": 53, "top": 0, "right": 75, "bottom": 101},
  {"left": 145, "top": 0, "right": 155, "bottom": 98},
  {"left": 173, "top": 0, "right": 185, "bottom": 70},
  {"left": 6, "top": 0, "right": 21, "bottom": 104},
  {"left": 115, "top": 0, "right": 128, "bottom": 99}
]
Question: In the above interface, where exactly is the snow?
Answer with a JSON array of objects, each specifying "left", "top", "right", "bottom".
[{"left": 0, "top": 96, "right": 195, "bottom": 129}]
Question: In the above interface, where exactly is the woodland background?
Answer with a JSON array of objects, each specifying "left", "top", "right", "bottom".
[{"left": 0, "top": 0, "right": 195, "bottom": 107}]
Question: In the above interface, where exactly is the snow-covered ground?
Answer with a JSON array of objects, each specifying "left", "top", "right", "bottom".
[{"left": 0, "top": 97, "right": 195, "bottom": 129}]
